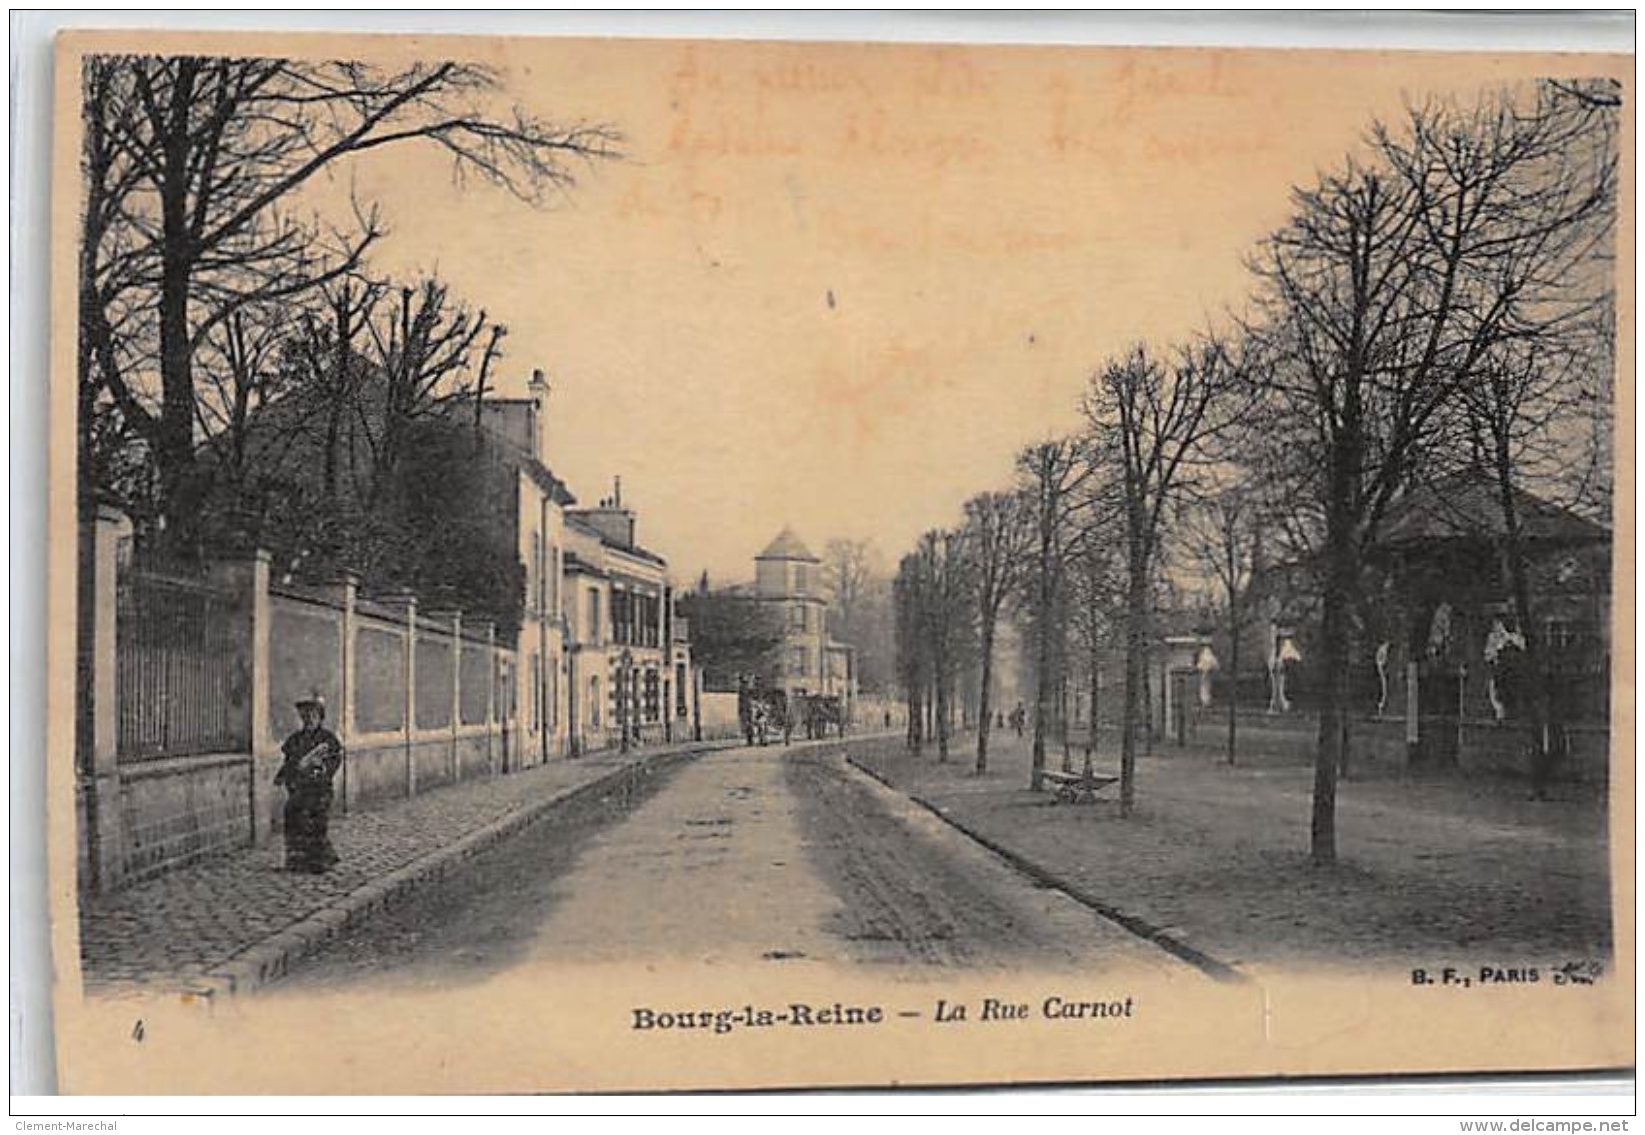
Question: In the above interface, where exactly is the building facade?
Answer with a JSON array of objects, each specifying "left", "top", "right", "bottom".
[
  {"left": 565, "top": 483, "right": 689, "bottom": 753},
  {"left": 483, "top": 377, "right": 694, "bottom": 761},
  {"left": 478, "top": 379, "right": 575, "bottom": 770},
  {"left": 753, "top": 528, "right": 856, "bottom": 714}
]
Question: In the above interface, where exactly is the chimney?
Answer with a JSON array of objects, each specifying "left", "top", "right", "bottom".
[
  {"left": 575, "top": 476, "right": 637, "bottom": 548},
  {"left": 527, "top": 368, "right": 551, "bottom": 462}
]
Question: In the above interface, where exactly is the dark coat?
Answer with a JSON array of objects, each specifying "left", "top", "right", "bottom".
[{"left": 275, "top": 726, "right": 344, "bottom": 796}]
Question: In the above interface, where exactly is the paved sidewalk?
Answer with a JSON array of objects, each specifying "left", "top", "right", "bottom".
[{"left": 77, "top": 741, "right": 728, "bottom": 999}]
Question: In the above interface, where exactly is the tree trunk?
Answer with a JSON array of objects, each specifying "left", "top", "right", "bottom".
[
  {"left": 1031, "top": 560, "right": 1051, "bottom": 792},
  {"left": 1142, "top": 647, "right": 1155, "bottom": 755},
  {"left": 156, "top": 63, "right": 201, "bottom": 548},
  {"left": 1059, "top": 674, "right": 1073, "bottom": 772},
  {"left": 1226, "top": 614, "right": 1240, "bottom": 765},
  {"left": 936, "top": 663, "right": 951, "bottom": 763},
  {"left": 1493, "top": 459, "right": 1553, "bottom": 797},
  {"left": 1120, "top": 560, "right": 1148, "bottom": 817},
  {"left": 976, "top": 621, "right": 996, "bottom": 774},
  {"left": 1311, "top": 495, "right": 1355, "bottom": 866},
  {"left": 1312, "top": 600, "right": 1347, "bottom": 865},
  {"left": 323, "top": 286, "right": 352, "bottom": 513},
  {"left": 1087, "top": 639, "right": 1101, "bottom": 763}
]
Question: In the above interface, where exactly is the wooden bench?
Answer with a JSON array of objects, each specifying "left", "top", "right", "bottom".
[{"left": 1039, "top": 768, "right": 1119, "bottom": 805}]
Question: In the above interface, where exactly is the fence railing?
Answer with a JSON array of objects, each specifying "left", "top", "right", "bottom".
[{"left": 115, "top": 566, "right": 249, "bottom": 761}]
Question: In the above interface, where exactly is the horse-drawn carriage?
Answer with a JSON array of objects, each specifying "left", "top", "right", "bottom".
[
  {"left": 737, "top": 679, "right": 792, "bottom": 747},
  {"left": 798, "top": 694, "right": 848, "bottom": 740},
  {"left": 736, "top": 680, "right": 850, "bottom": 747}
]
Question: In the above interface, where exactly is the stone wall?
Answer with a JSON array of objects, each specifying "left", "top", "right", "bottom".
[
  {"left": 81, "top": 512, "right": 525, "bottom": 892},
  {"left": 116, "top": 754, "right": 253, "bottom": 883},
  {"left": 698, "top": 691, "right": 744, "bottom": 740}
]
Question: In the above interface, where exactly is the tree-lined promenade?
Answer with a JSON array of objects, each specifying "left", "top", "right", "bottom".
[
  {"left": 889, "top": 80, "right": 1617, "bottom": 864},
  {"left": 848, "top": 729, "right": 1610, "bottom": 972}
]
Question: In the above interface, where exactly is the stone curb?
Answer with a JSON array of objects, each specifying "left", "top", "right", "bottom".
[
  {"left": 842, "top": 753, "right": 1249, "bottom": 985},
  {"left": 180, "top": 741, "right": 734, "bottom": 1002}
]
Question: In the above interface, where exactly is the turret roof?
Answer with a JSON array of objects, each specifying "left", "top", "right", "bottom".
[{"left": 756, "top": 526, "right": 818, "bottom": 562}]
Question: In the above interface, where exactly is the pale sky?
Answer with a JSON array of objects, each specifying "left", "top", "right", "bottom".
[{"left": 325, "top": 36, "right": 1626, "bottom": 585}]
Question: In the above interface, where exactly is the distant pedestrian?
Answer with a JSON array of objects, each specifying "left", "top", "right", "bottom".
[
  {"left": 1009, "top": 702, "right": 1026, "bottom": 739},
  {"left": 275, "top": 693, "right": 344, "bottom": 874}
]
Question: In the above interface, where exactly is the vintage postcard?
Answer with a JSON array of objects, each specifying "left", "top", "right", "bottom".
[{"left": 46, "top": 24, "right": 1632, "bottom": 1095}]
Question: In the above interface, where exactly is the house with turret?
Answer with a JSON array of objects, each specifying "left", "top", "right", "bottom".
[{"left": 753, "top": 528, "right": 857, "bottom": 715}]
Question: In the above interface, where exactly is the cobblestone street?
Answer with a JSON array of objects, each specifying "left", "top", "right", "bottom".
[{"left": 76, "top": 743, "right": 720, "bottom": 996}]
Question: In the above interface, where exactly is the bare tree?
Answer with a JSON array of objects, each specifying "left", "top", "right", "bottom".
[
  {"left": 296, "top": 278, "right": 383, "bottom": 514},
  {"left": 1247, "top": 80, "right": 1615, "bottom": 863},
  {"left": 893, "top": 550, "right": 932, "bottom": 752},
  {"left": 961, "top": 490, "right": 1032, "bottom": 774},
  {"left": 914, "top": 529, "right": 977, "bottom": 763},
  {"left": 78, "top": 53, "right": 621, "bottom": 544},
  {"left": 1082, "top": 341, "right": 1241, "bottom": 816},
  {"left": 1446, "top": 84, "right": 1618, "bottom": 798},
  {"left": 1015, "top": 439, "right": 1091, "bottom": 792},
  {"left": 820, "top": 536, "right": 880, "bottom": 648},
  {"left": 359, "top": 278, "right": 504, "bottom": 504},
  {"left": 1065, "top": 501, "right": 1125, "bottom": 771},
  {"left": 1176, "top": 484, "right": 1260, "bottom": 765},
  {"left": 192, "top": 300, "right": 302, "bottom": 505}
]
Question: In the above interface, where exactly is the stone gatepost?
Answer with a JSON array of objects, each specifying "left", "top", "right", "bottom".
[
  {"left": 210, "top": 550, "right": 272, "bottom": 845},
  {"left": 84, "top": 504, "right": 132, "bottom": 890}
]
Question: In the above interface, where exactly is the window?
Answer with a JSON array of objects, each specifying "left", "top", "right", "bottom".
[
  {"left": 644, "top": 669, "right": 660, "bottom": 723},
  {"left": 675, "top": 663, "right": 688, "bottom": 715},
  {"left": 789, "top": 646, "right": 806, "bottom": 674},
  {"left": 635, "top": 593, "right": 658, "bottom": 648},
  {"left": 530, "top": 532, "right": 543, "bottom": 614},
  {"left": 794, "top": 564, "right": 810, "bottom": 595},
  {"left": 588, "top": 590, "right": 602, "bottom": 645},
  {"left": 1544, "top": 620, "right": 1586, "bottom": 652},
  {"left": 529, "top": 654, "right": 541, "bottom": 732},
  {"left": 547, "top": 544, "right": 559, "bottom": 615},
  {"left": 612, "top": 589, "right": 631, "bottom": 645},
  {"left": 790, "top": 605, "right": 806, "bottom": 631}
]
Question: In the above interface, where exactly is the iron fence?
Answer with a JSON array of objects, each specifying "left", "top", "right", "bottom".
[{"left": 116, "top": 566, "right": 250, "bottom": 761}]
